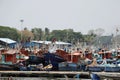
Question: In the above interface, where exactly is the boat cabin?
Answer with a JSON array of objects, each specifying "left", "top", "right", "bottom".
[
  {"left": 2, "top": 49, "right": 18, "bottom": 64},
  {"left": 98, "top": 51, "right": 112, "bottom": 59}
]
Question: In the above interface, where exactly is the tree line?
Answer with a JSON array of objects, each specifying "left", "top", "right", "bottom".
[{"left": 0, "top": 26, "right": 105, "bottom": 45}]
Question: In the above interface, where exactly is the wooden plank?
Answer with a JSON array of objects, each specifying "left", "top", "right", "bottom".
[
  {"left": 0, "top": 71, "right": 89, "bottom": 75},
  {"left": 0, "top": 71, "right": 120, "bottom": 79}
]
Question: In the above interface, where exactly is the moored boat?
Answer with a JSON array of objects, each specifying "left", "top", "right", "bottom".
[{"left": 86, "top": 58, "right": 120, "bottom": 72}]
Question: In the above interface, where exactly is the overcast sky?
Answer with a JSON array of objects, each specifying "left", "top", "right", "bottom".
[{"left": 0, "top": 0, "right": 120, "bottom": 35}]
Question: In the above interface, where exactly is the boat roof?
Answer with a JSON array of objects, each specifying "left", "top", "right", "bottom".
[
  {"left": 0, "top": 38, "right": 16, "bottom": 44},
  {"left": 69, "top": 52, "right": 81, "bottom": 55},
  {"left": 32, "top": 40, "right": 71, "bottom": 45},
  {"left": 32, "top": 41, "right": 51, "bottom": 44},
  {"left": 3, "top": 49, "right": 19, "bottom": 55},
  {"left": 55, "top": 41, "right": 71, "bottom": 45}
]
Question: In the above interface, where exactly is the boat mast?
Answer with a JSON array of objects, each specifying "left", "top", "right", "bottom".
[
  {"left": 20, "top": 20, "right": 24, "bottom": 42},
  {"left": 20, "top": 19, "right": 24, "bottom": 49},
  {"left": 115, "top": 27, "right": 119, "bottom": 49}
]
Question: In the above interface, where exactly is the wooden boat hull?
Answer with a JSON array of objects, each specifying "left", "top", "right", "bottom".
[
  {"left": 104, "top": 67, "right": 120, "bottom": 72},
  {"left": 43, "top": 53, "right": 66, "bottom": 70},
  {"left": 0, "top": 64, "right": 19, "bottom": 71},
  {"left": 87, "top": 66, "right": 120, "bottom": 72},
  {"left": 59, "top": 62, "right": 79, "bottom": 71},
  {"left": 86, "top": 66, "right": 104, "bottom": 72}
]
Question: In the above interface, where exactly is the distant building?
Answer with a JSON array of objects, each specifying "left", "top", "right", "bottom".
[
  {"left": 31, "top": 40, "right": 72, "bottom": 48},
  {"left": 0, "top": 38, "right": 16, "bottom": 48}
]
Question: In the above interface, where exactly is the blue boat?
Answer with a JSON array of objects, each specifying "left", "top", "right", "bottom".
[{"left": 87, "top": 58, "right": 120, "bottom": 72}]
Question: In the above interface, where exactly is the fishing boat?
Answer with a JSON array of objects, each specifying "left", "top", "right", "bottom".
[
  {"left": 0, "top": 49, "right": 22, "bottom": 71},
  {"left": 58, "top": 62, "right": 80, "bottom": 71},
  {"left": 43, "top": 52, "right": 66, "bottom": 70},
  {"left": 17, "top": 47, "right": 66, "bottom": 71},
  {"left": 86, "top": 57, "right": 120, "bottom": 72},
  {"left": 58, "top": 49, "right": 88, "bottom": 71}
]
